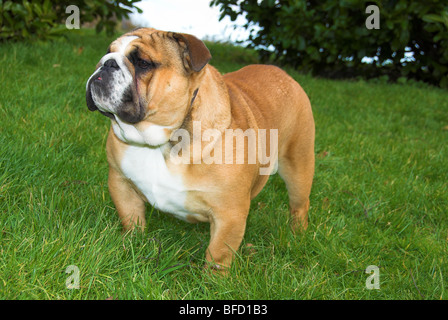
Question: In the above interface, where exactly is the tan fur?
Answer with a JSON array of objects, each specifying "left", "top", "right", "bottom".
[{"left": 101, "top": 28, "right": 314, "bottom": 271}]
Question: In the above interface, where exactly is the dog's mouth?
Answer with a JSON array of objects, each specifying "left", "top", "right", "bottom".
[
  {"left": 97, "top": 89, "right": 134, "bottom": 121},
  {"left": 99, "top": 110, "right": 115, "bottom": 120},
  {"left": 86, "top": 62, "right": 146, "bottom": 124},
  {"left": 86, "top": 77, "right": 142, "bottom": 123}
]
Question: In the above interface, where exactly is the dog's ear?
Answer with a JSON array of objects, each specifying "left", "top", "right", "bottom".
[{"left": 173, "top": 33, "right": 211, "bottom": 72}]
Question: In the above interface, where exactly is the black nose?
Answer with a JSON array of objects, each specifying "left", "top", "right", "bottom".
[{"left": 103, "top": 59, "right": 119, "bottom": 69}]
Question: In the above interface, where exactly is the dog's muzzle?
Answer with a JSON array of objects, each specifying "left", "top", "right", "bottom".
[{"left": 86, "top": 55, "right": 144, "bottom": 124}]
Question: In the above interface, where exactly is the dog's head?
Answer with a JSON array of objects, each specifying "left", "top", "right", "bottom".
[{"left": 86, "top": 28, "right": 211, "bottom": 145}]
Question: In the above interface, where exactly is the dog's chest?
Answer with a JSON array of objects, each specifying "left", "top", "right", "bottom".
[{"left": 120, "top": 145, "right": 193, "bottom": 221}]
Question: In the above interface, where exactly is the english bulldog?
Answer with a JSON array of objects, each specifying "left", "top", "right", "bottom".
[{"left": 85, "top": 28, "right": 315, "bottom": 271}]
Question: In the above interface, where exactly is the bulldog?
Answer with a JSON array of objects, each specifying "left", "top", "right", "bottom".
[{"left": 86, "top": 28, "right": 315, "bottom": 271}]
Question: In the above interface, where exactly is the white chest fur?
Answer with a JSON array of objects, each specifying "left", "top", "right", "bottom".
[{"left": 120, "top": 144, "right": 194, "bottom": 221}]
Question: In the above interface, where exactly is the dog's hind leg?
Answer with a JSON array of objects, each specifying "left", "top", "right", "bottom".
[{"left": 277, "top": 128, "right": 315, "bottom": 232}]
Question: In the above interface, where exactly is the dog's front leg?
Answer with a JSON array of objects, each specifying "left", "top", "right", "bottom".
[
  {"left": 205, "top": 204, "right": 250, "bottom": 272},
  {"left": 108, "top": 166, "right": 146, "bottom": 232}
]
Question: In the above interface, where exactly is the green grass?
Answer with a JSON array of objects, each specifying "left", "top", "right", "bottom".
[{"left": 0, "top": 29, "right": 447, "bottom": 300}]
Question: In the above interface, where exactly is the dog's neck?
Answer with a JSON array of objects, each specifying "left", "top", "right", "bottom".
[
  {"left": 160, "top": 65, "right": 232, "bottom": 164},
  {"left": 182, "top": 65, "right": 232, "bottom": 135}
]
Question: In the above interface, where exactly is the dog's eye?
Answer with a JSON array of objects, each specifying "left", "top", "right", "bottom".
[{"left": 136, "top": 58, "right": 153, "bottom": 70}]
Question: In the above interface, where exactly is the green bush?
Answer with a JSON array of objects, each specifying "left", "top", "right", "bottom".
[
  {"left": 0, "top": 0, "right": 142, "bottom": 41},
  {"left": 211, "top": 0, "right": 448, "bottom": 88}
]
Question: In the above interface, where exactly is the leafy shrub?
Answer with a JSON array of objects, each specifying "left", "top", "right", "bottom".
[
  {"left": 211, "top": 0, "right": 448, "bottom": 88},
  {"left": 0, "top": 0, "right": 142, "bottom": 41}
]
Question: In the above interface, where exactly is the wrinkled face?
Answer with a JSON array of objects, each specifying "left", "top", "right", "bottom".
[
  {"left": 86, "top": 35, "right": 142, "bottom": 123},
  {"left": 86, "top": 28, "right": 211, "bottom": 145}
]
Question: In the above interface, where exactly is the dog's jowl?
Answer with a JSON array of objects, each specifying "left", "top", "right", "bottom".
[{"left": 86, "top": 28, "right": 315, "bottom": 271}]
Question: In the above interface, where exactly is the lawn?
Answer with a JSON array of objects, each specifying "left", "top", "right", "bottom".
[{"left": 0, "top": 29, "right": 447, "bottom": 300}]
